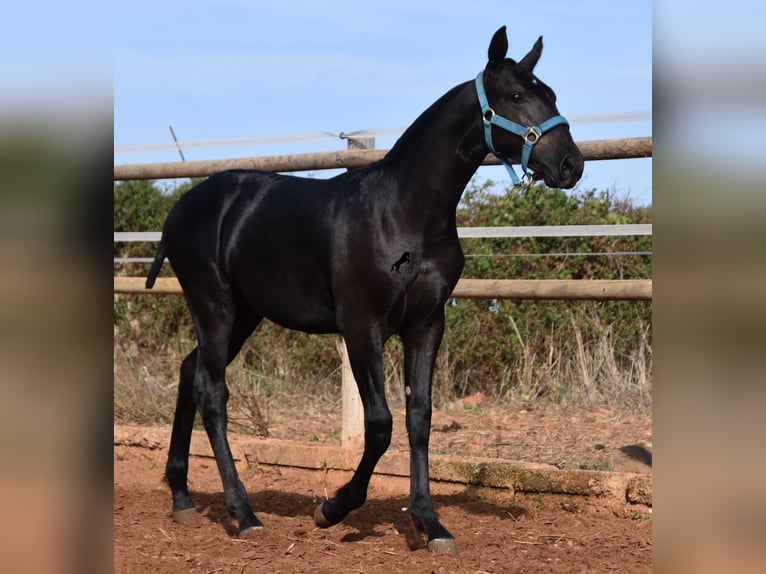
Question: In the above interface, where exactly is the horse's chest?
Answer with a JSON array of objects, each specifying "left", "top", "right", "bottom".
[{"left": 387, "top": 244, "right": 464, "bottom": 290}]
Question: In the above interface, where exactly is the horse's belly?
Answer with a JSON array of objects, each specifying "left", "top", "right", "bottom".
[
  {"left": 236, "top": 270, "right": 338, "bottom": 334},
  {"left": 263, "top": 300, "right": 338, "bottom": 334}
]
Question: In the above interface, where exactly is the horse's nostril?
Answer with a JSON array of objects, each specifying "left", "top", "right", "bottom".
[
  {"left": 560, "top": 155, "right": 575, "bottom": 178},
  {"left": 559, "top": 154, "right": 584, "bottom": 185}
]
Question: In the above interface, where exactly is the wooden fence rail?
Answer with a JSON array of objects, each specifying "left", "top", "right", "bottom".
[
  {"left": 114, "top": 276, "right": 652, "bottom": 301},
  {"left": 114, "top": 136, "right": 651, "bottom": 181}
]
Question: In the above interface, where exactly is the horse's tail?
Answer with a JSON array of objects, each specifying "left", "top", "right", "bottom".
[{"left": 145, "top": 239, "right": 165, "bottom": 289}]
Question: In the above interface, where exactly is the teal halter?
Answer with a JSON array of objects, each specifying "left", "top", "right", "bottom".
[{"left": 475, "top": 71, "right": 569, "bottom": 185}]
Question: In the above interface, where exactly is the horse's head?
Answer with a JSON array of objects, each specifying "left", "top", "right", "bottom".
[{"left": 478, "top": 26, "right": 584, "bottom": 189}]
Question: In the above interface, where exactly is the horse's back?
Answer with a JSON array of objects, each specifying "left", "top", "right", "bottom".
[
  {"left": 162, "top": 169, "right": 325, "bottom": 258},
  {"left": 163, "top": 169, "right": 343, "bottom": 332},
  {"left": 162, "top": 170, "right": 270, "bottom": 252}
]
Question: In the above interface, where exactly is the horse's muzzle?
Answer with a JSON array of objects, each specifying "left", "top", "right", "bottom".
[{"left": 549, "top": 153, "right": 584, "bottom": 189}]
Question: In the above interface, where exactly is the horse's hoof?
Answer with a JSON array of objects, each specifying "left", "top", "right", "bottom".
[
  {"left": 428, "top": 537, "right": 459, "bottom": 556},
  {"left": 313, "top": 503, "right": 332, "bottom": 528},
  {"left": 172, "top": 507, "right": 198, "bottom": 525},
  {"left": 239, "top": 525, "right": 264, "bottom": 539}
]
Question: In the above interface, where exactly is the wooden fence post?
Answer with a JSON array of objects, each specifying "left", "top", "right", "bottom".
[
  {"left": 337, "top": 133, "right": 375, "bottom": 448},
  {"left": 336, "top": 337, "right": 364, "bottom": 448}
]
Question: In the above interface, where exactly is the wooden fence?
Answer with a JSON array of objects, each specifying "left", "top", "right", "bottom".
[
  {"left": 114, "top": 276, "right": 651, "bottom": 300},
  {"left": 114, "top": 136, "right": 651, "bottom": 446},
  {"left": 113, "top": 136, "right": 651, "bottom": 180}
]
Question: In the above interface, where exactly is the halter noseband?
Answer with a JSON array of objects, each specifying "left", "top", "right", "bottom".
[{"left": 475, "top": 71, "right": 569, "bottom": 185}]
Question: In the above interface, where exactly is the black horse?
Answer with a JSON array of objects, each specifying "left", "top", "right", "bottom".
[{"left": 145, "top": 26, "right": 583, "bottom": 555}]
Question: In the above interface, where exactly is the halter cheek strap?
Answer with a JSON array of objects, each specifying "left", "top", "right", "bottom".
[{"left": 475, "top": 71, "right": 569, "bottom": 185}]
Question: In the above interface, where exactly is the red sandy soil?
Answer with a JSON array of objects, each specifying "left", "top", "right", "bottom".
[{"left": 114, "top": 401, "right": 652, "bottom": 573}]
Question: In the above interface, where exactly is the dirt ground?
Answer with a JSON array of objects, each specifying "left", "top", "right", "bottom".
[{"left": 114, "top": 401, "right": 652, "bottom": 573}]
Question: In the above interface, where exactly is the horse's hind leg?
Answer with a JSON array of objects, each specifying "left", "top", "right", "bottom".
[
  {"left": 165, "top": 291, "right": 262, "bottom": 534},
  {"left": 314, "top": 327, "right": 392, "bottom": 527},
  {"left": 166, "top": 347, "right": 201, "bottom": 523},
  {"left": 196, "top": 306, "right": 264, "bottom": 534}
]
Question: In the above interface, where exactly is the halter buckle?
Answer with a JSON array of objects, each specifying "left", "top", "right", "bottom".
[
  {"left": 524, "top": 127, "right": 541, "bottom": 144},
  {"left": 483, "top": 108, "right": 495, "bottom": 124}
]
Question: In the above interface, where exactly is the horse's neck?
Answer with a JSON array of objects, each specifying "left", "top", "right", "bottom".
[{"left": 383, "top": 81, "right": 486, "bottom": 214}]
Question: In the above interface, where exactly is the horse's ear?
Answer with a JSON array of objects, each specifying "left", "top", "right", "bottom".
[
  {"left": 488, "top": 26, "right": 508, "bottom": 64},
  {"left": 519, "top": 36, "right": 543, "bottom": 71}
]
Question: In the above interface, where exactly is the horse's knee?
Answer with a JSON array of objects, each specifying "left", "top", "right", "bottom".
[{"left": 365, "top": 410, "right": 393, "bottom": 456}]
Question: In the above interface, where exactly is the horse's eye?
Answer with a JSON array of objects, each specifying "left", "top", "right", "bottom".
[{"left": 510, "top": 92, "right": 524, "bottom": 103}]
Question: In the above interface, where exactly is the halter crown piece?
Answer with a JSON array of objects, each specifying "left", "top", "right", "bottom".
[{"left": 475, "top": 71, "right": 569, "bottom": 185}]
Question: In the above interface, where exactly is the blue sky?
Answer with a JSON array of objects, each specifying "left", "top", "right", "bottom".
[{"left": 114, "top": 1, "right": 652, "bottom": 204}]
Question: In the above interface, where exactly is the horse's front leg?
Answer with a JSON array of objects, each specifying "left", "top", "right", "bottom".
[
  {"left": 314, "top": 327, "right": 392, "bottom": 527},
  {"left": 401, "top": 310, "right": 458, "bottom": 556}
]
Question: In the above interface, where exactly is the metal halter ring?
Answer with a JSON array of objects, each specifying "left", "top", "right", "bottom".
[
  {"left": 524, "top": 127, "right": 541, "bottom": 144},
  {"left": 519, "top": 171, "right": 535, "bottom": 187}
]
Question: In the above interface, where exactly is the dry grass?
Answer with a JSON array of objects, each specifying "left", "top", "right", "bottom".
[
  {"left": 114, "top": 339, "right": 276, "bottom": 436},
  {"left": 113, "top": 337, "right": 177, "bottom": 426},
  {"left": 114, "top": 304, "right": 651, "bottom": 429},
  {"left": 429, "top": 310, "right": 652, "bottom": 412},
  {"left": 225, "top": 360, "right": 272, "bottom": 437},
  {"left": 496, "top": 310, "right": 652, "bottom": 411},
  {"left": 567, "top": 310, "right": 652, "bottom": 410}
]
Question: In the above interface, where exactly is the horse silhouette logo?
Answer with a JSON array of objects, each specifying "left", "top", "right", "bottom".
[{"left": 391, "top": 251, "right": 410, "bottom": 274}]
